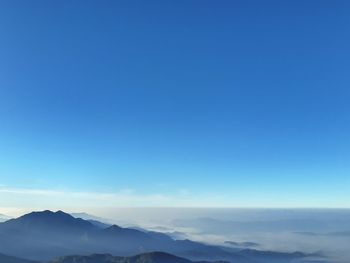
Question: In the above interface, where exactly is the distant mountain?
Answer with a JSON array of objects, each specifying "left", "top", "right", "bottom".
[
  {"left": 0, "top": 210, "right": 310, "bottom": 263},
  {"left": 224, "top": 241, "right": 259, "bottom": 248},
  {"left": 70, "top": 212, "right": 109, "bottom": 222},
  {"left": 296, "top": 230, "right": 350, "bottom": 237},
  {"left": 70, "top": 212, "right": 112, "bottom": 228},
  {"left": 86, "top": 219, "right": 111, "bottom": 229},
  {"left": 238, "top": 249, "right": 306, "bottom": 263},
  {"left": 173, "top": 217, "right": 350, "bottom": 234},
  {"left": 49, "top": 252, "right": 229, "bottom": 263},
  {"left": 0, "top": 253, "right": 38, "bottom": 263}
]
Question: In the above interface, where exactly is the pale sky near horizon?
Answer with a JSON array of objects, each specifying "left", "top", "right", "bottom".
[{"left": 0, "top": 0, "right": 349, "bottom": 213}]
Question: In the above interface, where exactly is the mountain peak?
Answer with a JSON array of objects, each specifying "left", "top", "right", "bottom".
[
  {"left": 2, "top": 210, "right": 96, "bottom": 234},
  {"left": 19, "top": 210, "right": 73, "bottom": 221},
  {"left": 107, "top": 224, "right": 122, "bottom": 230}
]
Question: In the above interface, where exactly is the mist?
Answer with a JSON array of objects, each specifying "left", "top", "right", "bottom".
[{"left": 92, "top": 208, "right": 350, "bottom": 263}]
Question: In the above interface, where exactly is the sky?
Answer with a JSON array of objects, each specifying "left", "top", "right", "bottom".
[{"left": 0, "top": 0, "right": 350, "bottom": 214}]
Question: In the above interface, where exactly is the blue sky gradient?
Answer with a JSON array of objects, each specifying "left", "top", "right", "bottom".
[{"left": 0, "top": 0, "right": 349, "bottom": 210}]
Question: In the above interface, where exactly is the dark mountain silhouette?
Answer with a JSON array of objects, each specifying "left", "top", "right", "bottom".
[
  {"left": 0, "top": 253, "right": 38, "bottom": 263},
  {"left": 49, "top": 252, "right": 229, "bottom": 263},
  {"left": 0, "top": 210, "right": 98, "bottom": 260},
  {"left": 3, "top": 210, "right": 94, "bottom": 231},
  {"left": 0, "top": 210, "right": 309, "bottom": 263}
]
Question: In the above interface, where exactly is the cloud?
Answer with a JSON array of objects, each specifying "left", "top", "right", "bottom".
[{"left": 0, "top": 186, "right": 229, "bottom": 211}]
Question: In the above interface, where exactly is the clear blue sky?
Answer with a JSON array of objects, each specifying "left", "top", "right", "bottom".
[{"left": 0, "top": 0, "right": 349, "bottom": 211}]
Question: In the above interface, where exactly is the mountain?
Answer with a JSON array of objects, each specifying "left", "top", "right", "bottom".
[
  {"left": 0, "top": 210, "right": 312, "bottom": 262},
  {"left": 50, "top": 252, "right": 229, "bottom": 263},
  {"left": 0, "top": 213, "right": 11, "bottom": 222},
  {"left": 87, "top": 219, "right": 111, "bottom": 229},
  {"left": 0, "top": 253, "right": 38, "bottom": 263},
  {"left": 0, "top": 210, "right": 310, "bottom": 263},
  {"left": 237, "top": 249, "right": 306, "bottom": 263},
  {"left": 0, "top": 210, "right": 230, "bottom": 261},
  {"left": 70, "top": 212, "right": 112, "bottom": 228},
  {"left": 71, "top": 212, "right": 110, "bottom": 223},
  {"left": 224, "top": 241, "right": 259, "bottom": 248},
  {"left": 1, "top": 210, "right": 95, "bottom": 237},
  {"left": 0, "top": 210, "right": 98, "bottom": 260},
  {"left": 295, "top": 230, "right": 350, "bottom": 237}
]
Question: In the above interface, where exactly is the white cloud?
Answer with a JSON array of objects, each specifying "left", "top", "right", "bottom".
[{"left": 0, "top": 186, "right": 230, "bottom": 214}]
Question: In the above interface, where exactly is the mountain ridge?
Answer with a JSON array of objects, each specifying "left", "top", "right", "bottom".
[
  {"left": 0, "top": 213, "right": 12, "bottom": 222},
  {"left": 49, "top": 251, "right": 229, "bottom": 263},
  {"left": 0, "top": 210, "right": 310, "bottom": 263}
]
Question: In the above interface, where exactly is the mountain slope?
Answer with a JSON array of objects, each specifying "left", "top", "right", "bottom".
[
  {"left": 0, "top": 213, "right": 11, "bottom": 222},
  {"left": 49, "top": 252, "right": 228, "bottom": 263},
  {"left": 0, "top": 210, "right": 309, "bottom": 263},
  {"left": 0, "top": 210, "right": 230, "bottom": 261},
  {"left": 2, "top": 210, "right": 95, "bottom": 233},
  {"left": 0, "top": 253, "right": 38, "bottom": 263}
]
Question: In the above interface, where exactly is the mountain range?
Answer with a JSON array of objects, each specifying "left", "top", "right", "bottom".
[
  {"left": 49, "top": 252, "right": 229, "bottom": 263},
  {"left": 0, "top": 251, "right": 228, "bottom": 263},
  {"left": 0, "top": 210, "right": 316, "bottom": 263}
]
